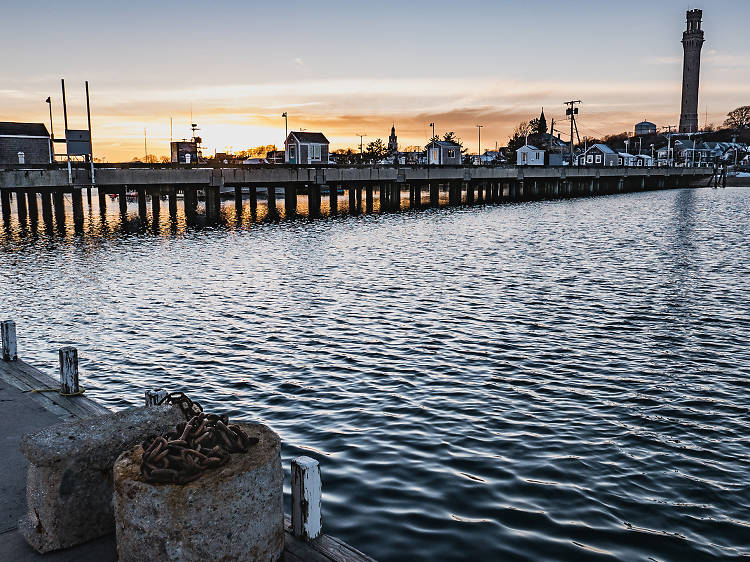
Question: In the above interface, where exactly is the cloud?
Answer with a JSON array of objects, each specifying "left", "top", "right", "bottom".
[{"left": 294, "top": 58, "right": 304, "bottom": 66}]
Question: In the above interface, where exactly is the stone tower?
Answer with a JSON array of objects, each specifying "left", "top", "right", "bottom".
[{"left": 679, "top": 9, "right": 704, "bottom": 133}]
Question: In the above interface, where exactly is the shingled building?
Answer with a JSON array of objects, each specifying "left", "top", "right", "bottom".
[{"left": 0, "top": 122, "right": 53, "bottom": 165}]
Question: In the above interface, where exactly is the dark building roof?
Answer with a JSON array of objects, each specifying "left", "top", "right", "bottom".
[
  {"left": 428, "top": 140, "right": 461, "bottom": 147},
  {"left": 287, "top": 131, "right": 329, "bottom": 144},
  {"left": 0, "top": 122, "right": 49, "bottom": 137}
]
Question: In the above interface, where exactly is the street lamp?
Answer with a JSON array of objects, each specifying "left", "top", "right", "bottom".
[
  {"left": 282, "top": 112, "right": 288, "bottom": 142},
  {"left": 45, "top": 96, "right": 54, "bottom": 163},
  {"left": 476, "top": 124, "right": 483, "bottom": 166}
]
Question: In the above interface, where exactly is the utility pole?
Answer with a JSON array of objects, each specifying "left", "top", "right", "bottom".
[
  {"left": 564, "top": 100, "right": 581, "bottom": 166},
  {"left": 357, "top": 133, "right": 366, "bottom": 162},
  {"left": 144, "top": 128, "right": 148, "bottom": 162},
  {"left": 476, "top": 124, "right": 483, "bottom": 165},
  {"left": 282, "top": 112, "right": 288, "bottom": 143}
]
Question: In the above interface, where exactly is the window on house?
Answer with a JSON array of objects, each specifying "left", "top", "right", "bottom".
[
  {"left": 289, "top": 145, "right": 296, "bottom": 160},
  {"left": 536, "top": 152, "right": 540, "bottom": 159},
  {"left": 310, "top": 144, "right": 321, "bottom": 161},
  {"left": 618, "top": 158, "right": 623, "bottom": 165},
  {"left": 447, "top": 149, "right": 455, "bottom": 158},
  {"left": 522, "top": 152, "right": 528, "bottom": 163},
  {"left": 587, "top": 155, "right": 593, "bottom": 163},
  {"left": 595, "top": 154, "right": 602, "bottom": 163}
]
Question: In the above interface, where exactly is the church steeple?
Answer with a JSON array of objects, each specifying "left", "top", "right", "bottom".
[
  {"left": 388, "top": 123, "right": 398, "bottom": 153},
  {"left": 538, "top": 108, "right": 547, "bottom": 135}
]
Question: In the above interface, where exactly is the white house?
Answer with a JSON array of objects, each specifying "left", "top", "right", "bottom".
[
  {"left": 517, "top": 144, "right": 544, "bottom": 166},
  {"left": 284, "top": 131, "right": 329, "bottom": 165}
]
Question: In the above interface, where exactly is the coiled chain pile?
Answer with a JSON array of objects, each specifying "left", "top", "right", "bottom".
[{"left": 140, "top": 392, "right": 258, "bottom": 484}]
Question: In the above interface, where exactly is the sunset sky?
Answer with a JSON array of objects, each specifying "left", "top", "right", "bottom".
[{"left": 2, "top": 0, "right": 748, "bottom": 161}]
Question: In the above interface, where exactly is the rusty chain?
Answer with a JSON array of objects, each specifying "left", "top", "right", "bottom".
[{"left": 140, "top": 392, "right": 258, "bottom": 484}]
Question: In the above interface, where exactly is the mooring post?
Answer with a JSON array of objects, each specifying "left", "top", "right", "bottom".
[
  {"left": 291, "top": 456, "right": 322, "bottom": 541},
  {"left": 144, "top": 389, "right": 168, "bottom": 407},
  {"left": 1, "top": 320, "right": 18, "bottom": 362},
  {"left": 59, "top": 347, "right": 79, "bottom": 395}
]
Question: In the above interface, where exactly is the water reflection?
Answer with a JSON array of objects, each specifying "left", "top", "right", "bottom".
[{"left": 2, "top": 187, "right": 749, "bottom": 561}]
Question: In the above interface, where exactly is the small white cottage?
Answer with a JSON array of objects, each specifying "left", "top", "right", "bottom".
[
  {"left": 284, "top": 131, "right": 329, "bottom": 165},
  {"left": 517, "top": 144, "right": 544, "bottom": 166}
]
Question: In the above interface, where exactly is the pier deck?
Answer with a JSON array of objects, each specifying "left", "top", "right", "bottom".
[{"left": 0, "top": 358, "right": 373, "bottom": 562}]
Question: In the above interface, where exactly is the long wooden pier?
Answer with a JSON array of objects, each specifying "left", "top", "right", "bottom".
[
  {"left": 0, "top": 165, "right": 713, "bottom": 233},
  {"left": 0, "top": 322, "right": 374, "bottom": 562}
]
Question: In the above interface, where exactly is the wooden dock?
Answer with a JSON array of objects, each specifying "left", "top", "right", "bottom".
[
  {"left": 0, "top": 164, "right": 714, "bottom": 233},
  {"left": 0, "top": 323, "right": 374, "bottom": 562}
]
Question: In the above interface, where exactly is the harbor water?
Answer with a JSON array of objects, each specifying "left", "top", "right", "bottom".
[{"left": 1, "top": 186, "right": 749, "bottom": 560}]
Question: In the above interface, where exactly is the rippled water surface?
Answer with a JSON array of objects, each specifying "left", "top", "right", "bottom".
[{"left": 2, "top": 187, "right": 749, "bottom": 560}]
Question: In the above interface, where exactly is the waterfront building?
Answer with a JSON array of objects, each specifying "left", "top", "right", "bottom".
[
  {"left": 679, "top": 9, "right": 705, "bottom": 133},
  {"left": 0, "top": 122, "right": 52, "bottom": 165},
  {"left": 635, "top": 121, "right": 657, "bottom": 136},
  {"left": 170, "top": 141, "right": 198, "bottom": 164},
  {"left": 576, "top": 144, "right": 618, "bottom": 167},
  {"left": 427, "top": 140, "right": 461, "bottom": 165},
  {"left": 284, "top": 131, "right": 329, "bottom": 165},
  {"left": 517, "top": 144, "right": 544, "bottom": 166}
]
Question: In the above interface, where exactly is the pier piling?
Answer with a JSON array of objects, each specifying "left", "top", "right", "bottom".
[
  {"left": 151, "top": 193, "right": 160, "bottom": 225},
  {"left": 118, "top": 188, "right": 128, "bottom": 220},
  {"left": 1, "top": 190, "right": 10, "bottom": 224},
  {"left": 234, "top": 186, "right": 243, "bottom": 217},
  {"left": 137, "top": 188, "right": 147, "bottom": 222},
  {"left": 365, "top": 184, "right": 373, "bottom": 212},
  {"left": 41, "top": 192, "right": 53, "bottom": 228},
  {"left": 285, "top": 185, "right": 297, "bottom": 217},
  {"left": 72, "top": 188, "right": 84, "bottom": 231},
  {"left": 16, "top": 189, "right": 28, "bottom": 225},
  {"left": 27, "top": 191, "right": 39, "bottom": 225},
  {"left": 168, "top": 187, "right": 177, "bottom": 220},
  {"left": 266, "top": 186, "right": 277, "bottom": 218},
  {"left": 330, "top": 184, "right": 339, "bottom": 215}
]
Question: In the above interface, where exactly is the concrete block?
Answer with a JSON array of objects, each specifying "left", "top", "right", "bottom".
[
  {"left": 113, "top": 422, "right": 283, "bottom": 562},
  {"left": 18, "top": 405, "right": 183, "bottom": 553}
]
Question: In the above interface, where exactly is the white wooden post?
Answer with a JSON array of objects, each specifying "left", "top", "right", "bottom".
[
  {"left": 144, "top": 389, "right": 168, "bottom": 407},
  {"left": 59, "top": 347, "right": 80, "bottom": 395},
  {"left": 1, "top": 320, "right": 17, "bottom": 361},
  {"left": 291, "top": 456, "right": 322, "bottom": 540}
]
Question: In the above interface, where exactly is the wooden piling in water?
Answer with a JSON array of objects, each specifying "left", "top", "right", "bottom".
[
  {"left": 42, "top": 192, "right": 53, "bottom": 227},
  {"left": 391, "top": 183, "right": 400, "bottom": 211},
  {"left": 266, "top": 186, "right": 277, "bottom": 217},
  {"left": 365, "top": 184, "right": 373, "bottom": 213},
  {"left": 285, "top": 185, "right": 297, "bottom": 217},
  {"left": 309, "top": 185, "right": 320, "bottom": 218},
  {"left": 330, "top": 184, "right": 339, "bottom": 215},
  {"left": 16, "top": 189, "right": 28, "bottom": 224},
  {"left": 356, "top": 184, "right": 362, "bottom": 213},
  {"left": 151, "top": 193, "right": 160, "bottom": 224},
  {"left": 118, "top": 188, "right": 128, "bottom": 219},
  {"left": 1, "top": 190, "right": 10, "bottom": 224},
  {"left": 72, "top": 188, "right": 84, "bottom": 232},
  {"left": 249, "top": 186, "right": 257, "bottom": 216},
  {"left": 466, "top": 181, "right": 474, "bottom": 205},
  {"left": 97, "top": 188, "right": 106, "bottom": 216},
  {"left": 348, "top": 186, "right": 356, "bottom": 214},
  {"left": 27, "top": 190, "right": 39, "bottom": 224},
  {"left": 53, "top": 190, "right": 66, "bottom": 229},
  {"left": 429, "top": 183, "right": 438, "bottom": 207},
  {"left": 168, "top": 187, "right": 177, "bottom": 220},
  {"left": 137, "top": 188, "right": 147, "bottom": 222},
  {"left": 234, "top": 186, "right": 243, "bottom": 217}
]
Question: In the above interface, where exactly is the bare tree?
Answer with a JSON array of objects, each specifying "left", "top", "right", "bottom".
[{"left": 723, "top": 106, "right": 750, "bottom": 129}]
